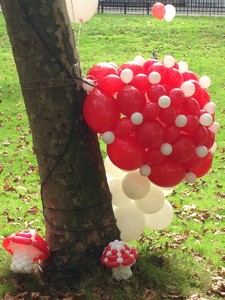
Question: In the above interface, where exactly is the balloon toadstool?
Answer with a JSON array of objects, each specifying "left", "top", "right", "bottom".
[
  {"left": 100, "top": 239, "right": 138, "bottom": 281},
  {"left": 2, "top": 229, "right": 50, "bottom": 273}
]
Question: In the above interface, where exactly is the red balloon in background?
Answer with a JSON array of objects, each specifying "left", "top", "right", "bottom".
[
  {"left": 83, "top": 88, "right": 120, "bottom": 133},
  {"left": 203, "top": 128, "right": 215, "bottom": 149},
  {"left": 119, "top": 61, "right": 143, "bottom": 76},
  {"left": 136, "top": 120, "right": 164, "bottom": 148},
  {"left": 182, "top": 97, "right": 201, "bottom": 117},
  {"left": 117, "top": 85, "right": 146, "bottom": 117},
  {"left": 149, "top": 159, "right": 186, "bottom": 187},
  {"left": 148, "top": 62, "right": 167, "bottom": 80},
  {"left": 114, "top": 117, "right": 135, "bottom": 137},
  {"left": 171, "top": 135, "right": 196, "bottom": 163},
  {"left": 130, "top": 74, "right": 150, "bottom": 93},
  {"left": 193, "top": 151, "right": 213, "bottom": 178},
  {"left": 87, "top": 62, "right": 118, "bottom": 82},
  {"left": 143, "top": 59, "right": 158, "bottom": 74},
  {"left": 159, "top": 106, "right": 177, "bottom": 125},
  {"left": 170, "top": 88, "right": 185, "bottom": 107},
  {"left": 146, "top": 148, "right": 164, "bottom": 165},
  {"left": 142, "top": 102, "right": 160, "bottom": 120},
  {"left": 195, "top": 89, "right": 211, "bottom": 108},
  {"left": 147, "top": 84, "right": 166, "bottom": 103},
  {"left": 164, "top": 68, "right": 183, "bottom": 88},
  {"left": 183, "top": 154, "right": 202, "bottom": 171},
  {"left": 107, "top": 136, "right": 146, "bottom": 171},
  {"left": 192, "top": 125, "right": 208, "bottom": 146},
  {"left": 190, "top": 80, "right": 202, "bottom": 98},
  {"left": 152, "top": 2, "right": 166, "bottom": 20},
  {"left": 182, "top": 115, "right": 199, "bottom": 132},
  {"left": 182, "top": 71, "right": 199, "bottom": 81},
  {"left": 98, "top": 74, "right": 125, "bottom": 95},
  {"left": 164, "top": 124, "right": 180, "bottom": 143}
]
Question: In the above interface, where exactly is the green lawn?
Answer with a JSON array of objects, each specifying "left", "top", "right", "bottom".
[{"left": 1, "top": 12, "right": 225, "bottom": 299}]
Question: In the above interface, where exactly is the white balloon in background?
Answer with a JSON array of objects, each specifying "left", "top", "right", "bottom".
[
  {"left": 102, "top": 131, "right": 115, "bottom": 144},
  {"left": 175, "top": 114, "right": 188, "bottom": 127},
  {"left": 104, "top": 156, "right": 127, "bottom": 179},
  {"left": 180, "top": 81, "right": 195, "bottom": 97},
  {"left": 134, "top": 55, "right": 145, "bottom": 66},
  {"left": 120, "top": 68, "right": 134, "bottom": 84},
  {"left": 204, "top": 102, "right": 216, "bottom": 114},
  {"left": 185, "top": 172, "right": 197, "bottom": 184},
  {"left": 210, "top": 122, "right": 220, "bottom": 133},
  {"left": 145, "top": 200, "right": 174, "bottom": 230},
  {"left": 131, "top": 112, "right": 143, "bottom": 125},
  {"left": 164, "top": 4, "right": 176, "bottom": 22},
  {"left": 109, "top": 179, "right": 132, "bottom": 207},
  {"left": 122, "top": 171, "right": 151, "bottom": 200},
  {"left": 178, "top": 61, "right": 189, "bottom": 73},
  {"left": 114, "top": 202, "right": 145, "bottom": 242},
  {"left": 149, "top": 72, "right": 161, "bottom": 84},
  {"left": 163, "top": 55, "right": 176, "bottom": 68},
  {"left": 135, "top": 184, "right": 165, "bottom": 214},
  {"left": 66, "top": 0, "right": 99, "bottom": 23},
  {"left": 199, "top": 76, "right": 211, "bottom": 89}
]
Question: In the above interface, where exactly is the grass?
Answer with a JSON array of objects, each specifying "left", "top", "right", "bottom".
[{"left": 1, "top": 11, "right": 225, "bottom": 299}]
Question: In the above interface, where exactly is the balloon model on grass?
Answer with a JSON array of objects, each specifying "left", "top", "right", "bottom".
[{"left": 83, "top": 54, "right": 219, "bottom": 242}]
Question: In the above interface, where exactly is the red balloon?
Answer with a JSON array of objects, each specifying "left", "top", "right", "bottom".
[
  {"left": 193, "top": 151, "right": 213, "bottom": 178},
  {"left": 141, "top": 102, "right": 160, "bottom": 120},
  {"left": 171, "top": 135, "right": 196, "bottom": 163},
  {"left": 152, "top": 2, "right": 166, "bottom": 20},
  {"left": 117, "top": 85, "right": 146, "bottom": 117},
  {"left": 169, "top": 88, "right": 185, "bottom": 107},
  {"left": 195, "top": 89, "right": 211, "bottom": 108},
  {"left": 148, "top": 62, "right": 167, "bottom": 80},
  {"left": 164, "top": 124, "right": 180, "bottom": 143},
  {"left": 203, "top": 127, "right": 215, "bottom": 149},
  {"left": 114, "top": 117, "right": 135, "bottom": 137},
  {"left": 182, "top": 71, "right": 198, "bottom": 81},
  {"left": 183, "top": 154, "right": 202, "bottom": 171},
  {"left": 147, "top": 84, "right": 166, "bottom": 103},
  {"left": 119, "top": 61, "right": 143, "bottom": 76},
  {"left": 163, "top": 68, "right": 183, "bottom": 88},
  {"left": 131, "top": 74, "right": 150, "bottom": 93},
  {"left": 87, "top": 62, "right": 118, "bottom": 82},
  {"left": 98, "top": 74, "right": 125, "bottom": 95},
  {"left": 136, "top": 120, "right": 164, "bottom": 148},
  {"left": 143, "top": 59, "right": 158, "bottom": 74},
  {"left": 146, "top": 148, "right": 164, "bottom": 165},
  {"left": 192, "top": 125, "right": 208, "bottom": 146},
  {"left": 107, "top": 136, "right": 146, "bottom": 171},
  {"left": 148, "top": 159, "right": 186, "bottom": 187},
  {"left": 182, "top": 115, "right": 199, "bottom": 132},
  {"left": 182, "top": 97, "right": 201, "bottom": 117},
  {"left": 159, "top": 106, "right": 177, "bottom": 125},
  {"left": 83, "top": 88, "right": 120, "bottom": 133}
]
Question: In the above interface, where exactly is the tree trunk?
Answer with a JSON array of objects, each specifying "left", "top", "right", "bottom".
[{"left": 1, "top": 0, "right": 120, "bottom": 281}]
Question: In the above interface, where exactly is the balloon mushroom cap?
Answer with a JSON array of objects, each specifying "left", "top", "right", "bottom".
[
  {"left": 2, "top": 229, "right": 50, "bottom": 261},
  {"left": 100, "top": 240, "right": 138, "bottom": 268}
]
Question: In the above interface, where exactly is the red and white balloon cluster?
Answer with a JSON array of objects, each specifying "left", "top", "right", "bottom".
[
  {"left": 83, "top": 55, "right": 218, "bottom": 189},
  {"left": 152, "top": 2, "right": 176, "bottom": 22}
]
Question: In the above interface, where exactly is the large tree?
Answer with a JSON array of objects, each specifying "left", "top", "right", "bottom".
[{"left": 1, "top": 0, "right": 120, "bottom": 281}]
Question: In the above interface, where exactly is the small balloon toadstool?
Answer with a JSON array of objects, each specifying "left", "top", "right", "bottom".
[
  {"left": 2, "top": 229, "right": 50, "bottom": 273},
  {"left": 100, "top": 239, "right": 138, "bottom": 281}
]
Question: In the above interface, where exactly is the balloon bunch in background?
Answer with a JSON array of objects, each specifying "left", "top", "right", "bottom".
[
  {"left": 83, "top": 54, "right": 219, "bottom": 241},
  {"left": 152, "top": 2, "right": 176, "bottom": 22}
]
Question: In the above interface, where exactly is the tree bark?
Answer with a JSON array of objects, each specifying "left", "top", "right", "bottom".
[{"left": 1, "top": 0, "right": 119, "bottom": 281}]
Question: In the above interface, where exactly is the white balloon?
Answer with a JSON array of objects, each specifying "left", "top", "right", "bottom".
[
  {"left": 114, "top": 202, "right": 145, "bottom": 242},
  {"left": 109, "top": 179, "right": 132, "bottom": 207},
  {"left": 82, "top": 79, "right": 95, "bottom": 92},
  {"left": 196, "top": 146, "right": 208, "bottom": 158},
  {"left": 145, "top": 200, "right": 174, "bottom": 230},
  {"left": 122, "top": 171, "right": 151, "bottom": 200},
  {"left": 211, "top": 142, "right": 217, "bottom": 153},
  {"left": 135, "top": 184, "right": 165, "bottom": 214},
  {"left": 139, "top": 165, "right": 151, "bottom": 177},
  {"left": 164, "top": 4, "right": 176, "bottom": 22},
  {"left": 131, "top": 112, "right": 143, "bottom": 125},
  {"left": 204, "top": 102, "right": 216, "bottom": 114},
  {"left": 175, "top": 114, "right": 187, "bottom": 127},
  {"left": 134, "top": 55, "right": 145, "bottom": 66},
  {"left": 180, "top": 81, "right": 195, "bottom": 97},
  {"left": 163, "top": 55, "right": 175, "bottom": 68},
  {"left": 199, "top": 113, "right": 213, "bottom": 126},
  {"left": 104, "top": 156, "right": 127, "bottom": 179},
  {"left": 102, "top": 131, "right": 115, "bottom": 144},
  {"left": 160, "top": 186, "right": 175, "bottom": 196},
  {"left": 210, "top": 122, "right": 220, "bottom": 133},
  {"left": 149, "top": 72, "right": 161, "bottom": 84},
  {"left": 158, "top": 96, "right": 171, "bottom": 108},
  {"left": 185, "top": 172, "right": 197, "bottom": 184},
  {"left": 160, "top": 143, "right": 173, "bottom": 156},
  {"left": 199, "top": 76, "right": 211, "bottom": 89},
  {"left": 66, "top": 0, "right": 99, "bottom": 24},
  {"left": 120, "top": 68, "right": 133, "bottom": 84},
  {"left": 178, "top": 61, "right": 188, "bottom": 73}
]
